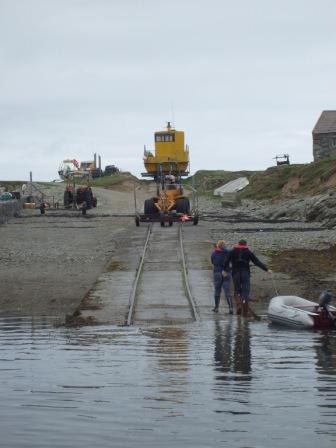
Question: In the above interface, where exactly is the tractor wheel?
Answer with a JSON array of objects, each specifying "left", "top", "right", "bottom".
[
  {"left": 144, "top": 198, "right": 156, "bottom": 214},
  {"left": 83, "top": 190, "right": 92, "bottom": 209},
  {"left": 175, "top": 198, "right": 190, "bottom": 214},
  {"left": 64, "top": 191, "right": 72, "bottom": 207},
  {"left": 92, "top": 197, "right": 97, "bottom": 208},
  {"left": 76, "top": 189, "right": 84, "bottom": 205}
]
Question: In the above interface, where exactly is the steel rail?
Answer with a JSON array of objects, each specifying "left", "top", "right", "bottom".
[
  {"left": 126, "top": 222, "right": 199, "bottom": 326},
  {"left": 126, "top": 223, "right": 153, "bottom": 326},
  {"left": 178, "top": 223, "right": 200, "bottom": 321}
]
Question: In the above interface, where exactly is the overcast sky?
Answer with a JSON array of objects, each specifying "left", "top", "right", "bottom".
[{"left": 1, "top": 0, "right": 336, "bottom": 181}]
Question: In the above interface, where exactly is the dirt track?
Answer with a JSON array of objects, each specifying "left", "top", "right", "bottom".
[{"left": 1, "top": 182, "right": 336, "bottom": 321}]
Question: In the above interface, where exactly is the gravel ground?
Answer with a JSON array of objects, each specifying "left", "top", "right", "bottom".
[{"left": 0, "top": 182, "right": 149, "bottom": 317}]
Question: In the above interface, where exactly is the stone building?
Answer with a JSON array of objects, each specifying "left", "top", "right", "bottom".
[{"left": 313, "top": 110, "right": 336, "bottom": 161}]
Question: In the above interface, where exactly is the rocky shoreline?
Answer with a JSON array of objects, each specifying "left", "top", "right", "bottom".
[
  {"left": 199, "top": 188, "right": 336, "bottom": 227},
  {"left": 199, "top": 194, "right": 336, "bottom": 303}
]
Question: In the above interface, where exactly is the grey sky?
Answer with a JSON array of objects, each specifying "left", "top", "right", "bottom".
[{"left": 1, "top": 0, "right": 336, "bottom": 181}]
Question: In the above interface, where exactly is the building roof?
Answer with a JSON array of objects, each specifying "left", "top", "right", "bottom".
[{"left": 313, "top": 111, "right": 336, "bottom": 134}]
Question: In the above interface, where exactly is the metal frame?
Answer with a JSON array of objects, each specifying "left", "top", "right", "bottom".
[{"left": 135, "top": 162, "right": 199, "bottom": 226}]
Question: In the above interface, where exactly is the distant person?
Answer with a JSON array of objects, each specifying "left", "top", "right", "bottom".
[
  {"left": 211, "top": 240, "right": 233, "bottom": 314},
  {"left": 224, "top": 239, "right": 272, "bottom": 315},
  {"left": 39, "top": 202, "right": 46, "bottom": 215}
]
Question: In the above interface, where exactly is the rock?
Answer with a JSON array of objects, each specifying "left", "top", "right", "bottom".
[
  {"left": 214, "top": 177, "right": 249, "bottom": 196},
  {"left": 306, "top": 194, "right": 336, "bottom": 222},
  {"left": 221, "top": 193, "right": 242, "bottom": 208}
]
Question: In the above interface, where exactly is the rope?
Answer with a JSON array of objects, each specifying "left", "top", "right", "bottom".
[{"left": 271, "top": 275, "right": 279, "bottom": 296}]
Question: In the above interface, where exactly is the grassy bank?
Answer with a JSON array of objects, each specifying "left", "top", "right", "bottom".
[
  {"left": 241, "top": 157, "right": 336, "bottom": 199},
  {"left": 187, "top": 157, "right": 336, "bottom": 200},
  {"left": 90, "top": 172, "right": 139, "bottom": 188}
]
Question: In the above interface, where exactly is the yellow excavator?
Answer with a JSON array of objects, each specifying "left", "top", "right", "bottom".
[{"left": 135, "top": 122, "right": 198, "bottom": 226}]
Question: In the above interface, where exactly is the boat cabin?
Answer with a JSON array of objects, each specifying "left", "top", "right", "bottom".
[{"left": 143, "top": 122, "right": 189, "bottom": 177}]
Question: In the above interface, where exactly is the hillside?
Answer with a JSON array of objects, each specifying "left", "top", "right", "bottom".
[
  {"left": 241, "top": 157, "right": 336, "bottom": 200},
  {"left": 90, "top": 172, "right": 141, "bottom": 191},
  {"left": 4, "top": 158, "right": 336, "bottom": 202},
  {"left": 189, "top": 157, "right": 336, "bottom": 200}
]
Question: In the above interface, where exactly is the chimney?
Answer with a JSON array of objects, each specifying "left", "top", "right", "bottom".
[
  {"left": 94, "top": 153, "right": 97, "bottom": 168},
  {"left": 98, "top": 155, "right": 101, "bottom": 170}
]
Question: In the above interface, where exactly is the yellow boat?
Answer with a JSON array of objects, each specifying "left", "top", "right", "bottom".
[
  {"left": 136, "top": 122, "right": 198, "bottom": 226},
  {"left": 143, "top": 122, "right": 189, "bottom": 177}
]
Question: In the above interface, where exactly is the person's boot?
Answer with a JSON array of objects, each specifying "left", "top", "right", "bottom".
[
  {"left": 227, "top": 296, "right": 233, "bottom": 314},
  {"left": 235, "top": 295, "right": 242, "bottom": 314},
  {"left": 212, "top": 297, "right": 219, "bottom": 313},
  {"left": 242, "top": 301, "right": 249, "bottom": 316}
]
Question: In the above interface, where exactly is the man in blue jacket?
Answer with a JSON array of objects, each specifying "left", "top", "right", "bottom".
[
  {"left": 211, "top": 240, "right": 233, "bottom": 314},
  {"left": 224, "top": 239, "right": 272, "bottom": 315}
]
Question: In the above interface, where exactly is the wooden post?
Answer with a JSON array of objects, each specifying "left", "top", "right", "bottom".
[{"left": 29, "top": 171, "right": 33, "bottom": 196}]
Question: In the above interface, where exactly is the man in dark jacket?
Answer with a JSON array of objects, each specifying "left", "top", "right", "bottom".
[
  {"left": 211, "top": 240, "right": 233, "bottom": 314},
  {"left": 224, "top": 239, "right": 272, "bottom": 315}
]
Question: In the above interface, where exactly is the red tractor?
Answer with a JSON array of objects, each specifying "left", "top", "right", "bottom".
[{"left": 64, "top": 185, "right": 97, "bottom": 209}]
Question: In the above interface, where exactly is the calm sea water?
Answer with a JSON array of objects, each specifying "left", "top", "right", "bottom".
[{"left": 0, "top": 316, "right": 335, "bottom": 448}]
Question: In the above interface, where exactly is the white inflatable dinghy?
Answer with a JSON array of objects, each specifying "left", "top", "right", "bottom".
[{"left": 267, "top": 295, "right": 336, "bottom": 329}]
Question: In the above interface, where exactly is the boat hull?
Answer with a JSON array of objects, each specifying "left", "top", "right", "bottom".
[{"left": 267, "top": 296, "right": 336, "bottom": 329}]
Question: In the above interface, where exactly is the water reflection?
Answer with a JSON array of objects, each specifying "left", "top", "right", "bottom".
[
  {"left": 143, "top": 327, "right": 189, "bottom": 372},
  {"left": 214, "top": 318, "right": 251, "bottom": 380},
  {"left": 314, "top": 331, "right": 336, "bottom": 441},
  {"left": 315, "top": 332, "right": 336, "bottom": 375},
  {"left": 141, "top": 327, "right": 189, "bottom": 412},
  {"left": 1, "top": 317, "right": 336, "bottom": 447}
]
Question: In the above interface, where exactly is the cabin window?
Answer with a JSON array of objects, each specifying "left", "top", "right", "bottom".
[{"left": 155, "top": 134, "right": 175, "bottom": 142}]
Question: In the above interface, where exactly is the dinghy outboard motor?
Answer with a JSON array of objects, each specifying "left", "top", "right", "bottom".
[
  {"left": 319, "top": 290, "right": 333, "bottom": 309},
  {"left": 319, "top": 290, "right": 335, "bottom": 326}
]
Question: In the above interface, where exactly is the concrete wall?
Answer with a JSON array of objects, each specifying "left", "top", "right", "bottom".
[
  {"left": 313, "top": 132, "right": 336, "bottom": 161},
  {"left": 0, "top": 200, "right": 22, "bottom": 224}
]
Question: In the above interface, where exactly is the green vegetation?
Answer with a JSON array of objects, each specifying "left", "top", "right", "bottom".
[
  {"left": 185, "top": 158, "right": 336, "bottom": 200},
  {"left": 90, "top": 172, "right": 139, "bottom": 188},
  {"left": 240, "top": 157, "right": 336, "bottom": 200}
]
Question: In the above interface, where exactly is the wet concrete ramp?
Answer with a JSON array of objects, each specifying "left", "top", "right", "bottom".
[
  {"left": 77, "top": 222, "right": 215, "bottom": 326},
  {"left": 132, "top": 225, "right": 195, "bottom": 325}
]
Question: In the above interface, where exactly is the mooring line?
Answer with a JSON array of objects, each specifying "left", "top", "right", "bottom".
[
  {"left": 126, "top": 223, "right": 153, "bottom": 326},
  {"left": 179, "top": 223, "right": 200, "bottom": 321}
]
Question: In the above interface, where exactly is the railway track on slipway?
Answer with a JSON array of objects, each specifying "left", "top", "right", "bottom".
[{"left": 126, "top": 222, "right": 199, "bottom": 326}]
